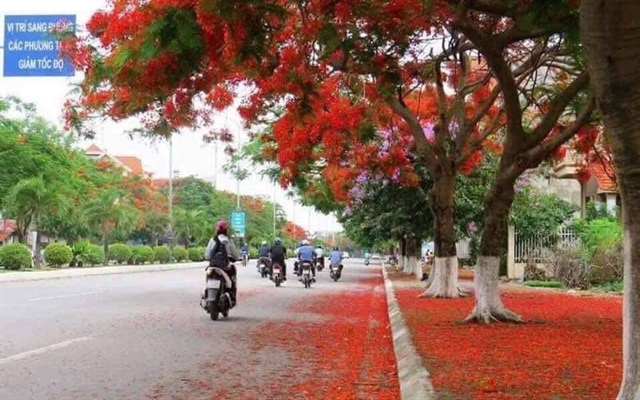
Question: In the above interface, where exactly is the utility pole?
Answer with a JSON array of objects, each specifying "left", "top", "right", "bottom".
[
  {"left": 168, "top": 135, "right": 175, "bottom": 258},
  {"left": 272, "top": 182, "right": 277, "bottom": 238},
  {"left": 236, "top": 127, "right": 240, "bottom": 210},
  {"left": 213, "top": 138, "right": 218, "bottom": 190}
]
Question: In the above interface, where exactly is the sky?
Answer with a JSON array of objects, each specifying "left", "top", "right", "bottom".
[{"left": 0, "top": 0, "right": 341, "bottom": 234}]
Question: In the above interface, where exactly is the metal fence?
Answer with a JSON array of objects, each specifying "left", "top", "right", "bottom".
[{"left": 514, "top": 227, "right": 579, "bottom": 263}]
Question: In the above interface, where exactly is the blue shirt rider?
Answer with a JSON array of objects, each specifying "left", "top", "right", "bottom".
[
  {"left": 297, "top": 240, "right": 316, "bottom": 280},
  {"left": 240, "top": 244, "right": 249, "bottom": 256},
  {"left": 258, "top": 241, "right": 270, "bottom": 258},
  {"left": 330, "top": 248, "right": 342, "bottom": 266}
]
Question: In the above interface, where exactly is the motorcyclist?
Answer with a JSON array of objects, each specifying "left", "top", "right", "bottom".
[
  {"left": 314, "top": 245, "right": 325, "bottom": 270},
  {"left": 269, "top": 237, "right": 288, "bottom": 281},
  {"left": 240, "top": 242, "right": 249, "bottom": 262},
  {"left": 329, "top": 246, "right": 343, "bottom": 274},
  {"left": 297, "top": 239, "right": 316, "bottom": 281},
  {"left": 203, "top": 220, "right": 242, "bottom": 306}
]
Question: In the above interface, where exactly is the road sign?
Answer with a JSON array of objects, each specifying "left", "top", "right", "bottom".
[
  {"left": 3, "top": 15, "right": 76, "bottom": 77},
  {"left": 231, "top": 211, "right": 246, "bottom": 237}
]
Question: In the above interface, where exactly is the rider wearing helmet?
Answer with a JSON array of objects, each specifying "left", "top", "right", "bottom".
[
  {"left": 257, "top": 240, "right": 271, "bottom": 271},
  {"left": 269, "top": 237, "right": 287, "bottom": 281},
  {"left": 204, "top": 220, "right": 241, "bottom": 305},
  {"left": 330, "top": 246, "right": 343, "bottom": 273},
  {"left": 297, "top": 239, "right": 316, "bottom": 281}
]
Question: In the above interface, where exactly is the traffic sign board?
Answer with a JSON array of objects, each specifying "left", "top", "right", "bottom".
[
  {"left": 3, "top": 15, "right": 76, "bottom": 77},
  {"left": 231, "top": 211, "right": 246, "bottom": 237}
]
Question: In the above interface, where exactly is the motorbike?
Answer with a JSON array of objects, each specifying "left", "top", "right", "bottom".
[
  {"left": 257, "top": 257, "right": 270, "bottom": 278},
  {"left": 202, "top": 266, "right": 233, "bottom": 321},
  {"left": 329, "top": 263, "right": 342, "bottom": 282},
  {"left": 271, "top": 262, "right": 283, "bottom": 287},
  {"left": 364, "top": 258, "right": 370, "bottom": 266},
  {"left": 242, "top": 254, "right": 249, "bottom": 267},
  {"left": 315, "top": 257, "right": 324, "bottom": 272},
  {"left": 300, "top": 261, "right": 313, "bottom": 288}
]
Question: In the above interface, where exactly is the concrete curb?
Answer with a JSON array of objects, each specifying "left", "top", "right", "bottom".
[
  {"left": 0, "top": 262, "right": 204, "bottom": 283},
  {"left": 382, "top": 265, "right": 435, "bottom": 400}
]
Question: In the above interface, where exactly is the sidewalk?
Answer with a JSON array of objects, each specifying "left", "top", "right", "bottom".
[
  {"left": 0, "top": 262, "right": 204, "bottom": 283},
  {"left": 384, "top": 266, "right": 623, "bottom": 399}
]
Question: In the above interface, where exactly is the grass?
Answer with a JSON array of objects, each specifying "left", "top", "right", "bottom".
[
  {"left": 523, "top": 280, "right": 564, "bottom": 288},
  {"left": 593, "top": 281, "right": 623, "bottom": 292}
]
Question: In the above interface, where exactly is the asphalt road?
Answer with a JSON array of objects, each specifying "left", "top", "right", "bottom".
[{"left": 0, "top": 258, "right": 379, "bottom": 400}]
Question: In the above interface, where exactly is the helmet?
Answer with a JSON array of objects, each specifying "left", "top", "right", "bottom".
[
  {"left": 333, "top": 246, "right": 339, "bottom": 251},
  {"left": 302, "top": 239, "right": 310, "bottom": 245},
  {"left": 216, "top": 220, "right": 229, "bottom": 231},
  {"left": 261, "top": 240, "right": 268, "bottom": 246},
  {"left": 274, "top": 237, "right": 282, "bottom": 245}
]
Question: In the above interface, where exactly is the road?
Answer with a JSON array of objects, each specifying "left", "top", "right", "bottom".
[{"left": 0, "top": 258, "right": 390, "bottom": 399}]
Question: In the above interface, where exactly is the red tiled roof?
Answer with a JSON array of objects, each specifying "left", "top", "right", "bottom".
[
  {"left": 86, "top": 144, "right": 104, "bottom": 154},
  {"left": 0, "top": 219, "right": 17, "bottom": 242},
  {"left": 589, "top": 160, "right": 617, "bottom": 192},
  {"left": 114, "top": 156, "right": 144, "bottom": 175}
]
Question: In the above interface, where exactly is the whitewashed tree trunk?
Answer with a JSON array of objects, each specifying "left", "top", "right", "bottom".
[
  {"left": 464, "top": 256, "right": 522, "bottom": 323},
  {"left": 420, "top": 257, "right": 460, "bottom": 298}
]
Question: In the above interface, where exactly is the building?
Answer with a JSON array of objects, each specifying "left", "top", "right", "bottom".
[
  {"left": 0, "top": 218, "right": 19, "bottom": 246},
  {"left": 553, "top": 151, "right": 620, "bottom": 217},
  {"left": 85, "top": 144, "right": 144, "bottom": 176}
]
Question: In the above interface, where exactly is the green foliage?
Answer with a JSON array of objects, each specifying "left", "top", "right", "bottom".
[
  {"left": 188, "top": 247, "right": 205, "bottom": 262},
  {"left": 510, "top": 188, "right": 578, "bottom": 239},
  {"left": 43, "top": 243, "right": 73, "bottom": 267},
  {"left": 73, "top": 241, "right": 105, "bottom": 266},
  {"left": 154, "top": 246, "right": 171, "bottom": 263},
  {"left": 593, "top": 281, "right": 623, "bottom": 293},
  {"left": 584, "top": 201, "right": 618, "bottom": 221},
  {"left": 131, "top": 245, "right": 155, "bottom": 264},
  {"left": 172, "top": 246, "right": 188, "bottom": 262},
  {"left": 108, "top": 243, "right": 133, "bottom": 264},
  {"left": 82, "top": 189, "right": 138, "bottom": 242},
  {"left": 0, "top": 243, "right": 31, "bottom": 270},
  {"left": 574, "top": 218, "right": 622, "bottom": 255},
  {"left": 523, "top": 280, "right": 564, "bottom": 288}
]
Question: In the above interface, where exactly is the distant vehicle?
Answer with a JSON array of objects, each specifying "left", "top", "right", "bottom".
[
  {"left": 371, "top": 254, "right": 381, "bottom": 260},
  {"left": 342, "top": 252, "right": 350, "bottom": 259}
]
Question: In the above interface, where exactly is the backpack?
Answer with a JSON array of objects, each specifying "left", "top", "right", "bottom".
[{"left": 209, "top": 239, "right": 229, "bottom": 269}]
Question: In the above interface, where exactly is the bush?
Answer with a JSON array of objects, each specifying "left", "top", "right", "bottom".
[
  {"left": 43, "top": 243, "right": 73, "bottom": 267},
  {"left": 0, "top": 243, "right": 32, "bottom": 270},
  {"left": 172, "top": 247, "right": 188, "bottom": 262},
  {"left": 108, "top": 243, "right": 133, "bottom": 264},
  {"left": 548, "top": 246, "right": 592, "bottom": 289},
  {"left": 154, "top": 246, "right": 171, "bottom": 263},
  {"left": 523, "top": 280, "right": 564, "bottom": 288},
  {"left": 188, "top": 247, "right": 205, "bottom": 262},
  {"left": 131, "top": 245, "right": 154, "bottom": 265},
  {"left": 81, "top": 244, "right": 105, "bottom": 266},
  {"left": 575, "top": 218, "right": 622, "bottom": 255},
  {"left": 589, "top": 242, "right": 623, "bottom": 285},
  {"left": 593, "top": 281, "right": 623, "bottom": 292}
]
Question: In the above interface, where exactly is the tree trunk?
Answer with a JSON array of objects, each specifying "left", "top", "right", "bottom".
[
  {"left": 421, "top": 173, "right": 460, "bottom": 298},
  {"left": 102, "top": 232, "right": 109, "bottom": 266},
  {"left": 398, "top": 238, "right": 406, "bottom": 271},
  {"left": 466, "top": 180, "right": 523, "bottom": 323},
  {"left": 34, "top": 229, "right": 42, "bottom": 268},
  {"left": 581, "top": 2, "right": 640, "bottom": 398},
  {"left": 404, "top": 237, "right": 419, "bottom": 278}
]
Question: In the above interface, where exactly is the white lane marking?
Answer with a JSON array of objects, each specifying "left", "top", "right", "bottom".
[
  {"left": 27, "top": 291, "right": 102, "bottom": 302},
  {"left": 0, "top": 337, "right": 93, "bottom": 365}
]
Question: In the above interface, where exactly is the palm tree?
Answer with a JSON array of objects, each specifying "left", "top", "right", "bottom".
[
  {"left": 174, "top": 207, "right": 203, "bottom": 248},
  {"left": 82, "top": 190, "right": 138, "bottom": 265},
  {"left": 143, "top": 210, "right": 169, "bottom": 247},
  {"left": 4, "top": 177, "right": 69, "bottom": 267}
]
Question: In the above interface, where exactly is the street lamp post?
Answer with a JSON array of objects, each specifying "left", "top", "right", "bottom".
[
  {"left": 235, "top": 125, "right": 241, "bottom": 210},
  {"left": 273, "top": 182, "right": 277, "bottom": 238}
]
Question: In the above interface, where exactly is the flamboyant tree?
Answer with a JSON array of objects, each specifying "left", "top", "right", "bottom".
[
  {"left": 64, "top": 0, "right": 507, "bottom": 298},
  {"left": 581, "top": 1, "right": 640, "bottom": 398},
  {"left": 441, "top": 1, "right": 597, "bottom": 323}
]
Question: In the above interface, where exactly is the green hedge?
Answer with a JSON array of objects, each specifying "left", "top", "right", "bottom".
[
  {"left": 0, "top": 243, "right": 32, "bottom": 270},
  {"left": 44, "top": 243, "right": 73, "bottom": 267},
  {"left": 82, "top": 244, "right": 105, "bottom": 266},
  {"left": 523, "top": 280, "right": 564, "bottom": 288},
  {"left": 154, "top": 246, "right": 171, "bottom": 263},
  {"left": 108, "top": 243, "right": 133, "bottom": 264},
  {"left": 131, "top": 245, "right": 154, "bottom": 265},
  {"left": 172, "top": 247, "right": 188, "bottom": 262},
  {"left": 188, "top": 247, "right": 205, "bottom": 262}
]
